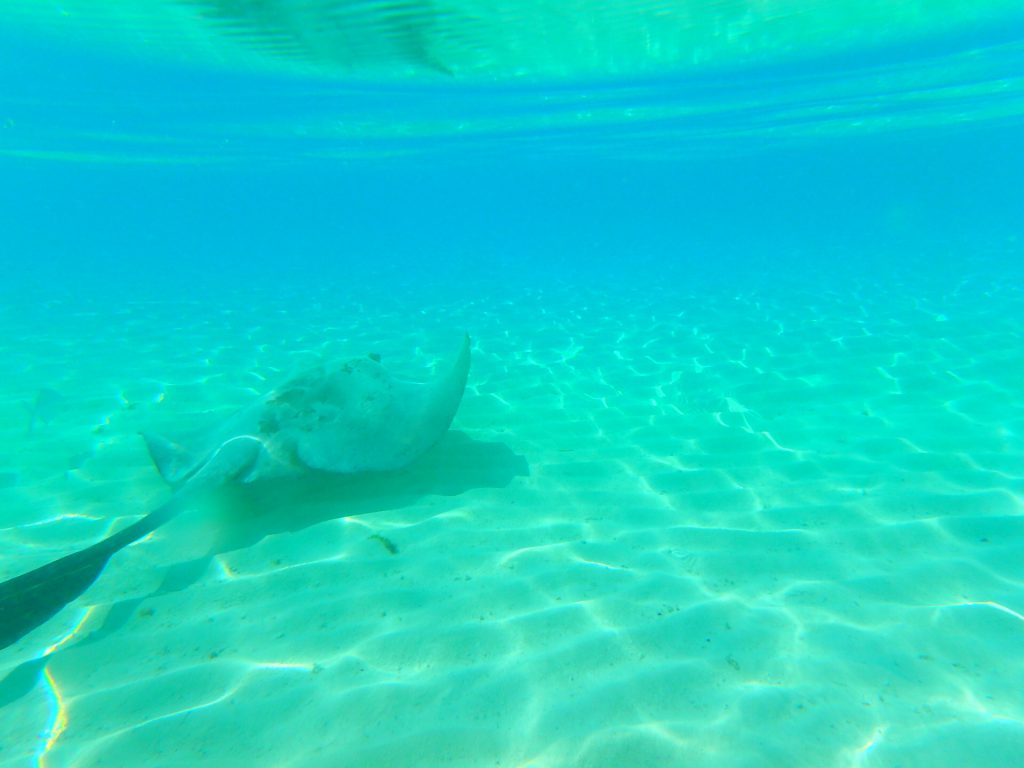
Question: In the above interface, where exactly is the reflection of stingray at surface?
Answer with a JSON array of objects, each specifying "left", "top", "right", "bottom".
[
  {"left": 0, "top": 336, "right": 476, "bottom": 652},
  {"left": 186, "top": 0, "right": 454, "bottom": 74}
]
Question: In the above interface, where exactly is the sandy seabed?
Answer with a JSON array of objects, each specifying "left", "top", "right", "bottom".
[{"left": 1, "top": 270, "right": 1022, "bottom": 767}]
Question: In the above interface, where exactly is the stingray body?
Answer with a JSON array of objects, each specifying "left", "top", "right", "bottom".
[
  {"left": 146, "top": 335, "right": 471, "bottom": 488},
  {"left": 0, "top": 336, "right": 470, "bottom": 651}
]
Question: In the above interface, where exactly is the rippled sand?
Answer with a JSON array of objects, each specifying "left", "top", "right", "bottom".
[{"left": 1, "top": 272, "right": 1022, "bottom": 767}]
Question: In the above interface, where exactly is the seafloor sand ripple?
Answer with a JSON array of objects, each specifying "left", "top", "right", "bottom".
[{"left": 0, "top": 273, "right": 1022, "bottom": 766}]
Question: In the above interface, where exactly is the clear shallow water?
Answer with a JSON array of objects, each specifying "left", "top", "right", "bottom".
[{"left": 1, "top": 3, "right": 1023, "bottom": 767}]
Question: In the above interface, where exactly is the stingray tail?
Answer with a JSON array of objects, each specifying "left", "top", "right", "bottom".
[{"left": 0, "top": 501, "right": 183, "bottom": 652}]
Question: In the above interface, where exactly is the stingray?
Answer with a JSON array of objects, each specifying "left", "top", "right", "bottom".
[{"left": 0, "top": 336, "right": 470, "bottom": 651}]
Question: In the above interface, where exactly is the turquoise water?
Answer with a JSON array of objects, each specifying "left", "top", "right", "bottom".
[{"left": 1, "top": 3, "right": 1024, "bottom": 767}]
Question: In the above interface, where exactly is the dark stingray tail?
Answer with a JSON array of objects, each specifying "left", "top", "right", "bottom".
[{"left": 0, "top": 502, "right": 183, "bottom": 652}]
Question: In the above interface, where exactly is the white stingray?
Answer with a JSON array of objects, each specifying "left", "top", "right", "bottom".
[{"left": 0, "top": 335, "right": 471, "bottom": 651}]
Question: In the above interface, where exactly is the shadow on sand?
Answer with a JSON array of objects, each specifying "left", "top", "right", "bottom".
[{"left": 0, "top": 430, "right": 527, "bottom": 708}]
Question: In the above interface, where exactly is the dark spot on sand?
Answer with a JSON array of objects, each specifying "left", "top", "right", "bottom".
[{"left": 369, "top": 534, "right": 399, "bottom": 555}]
